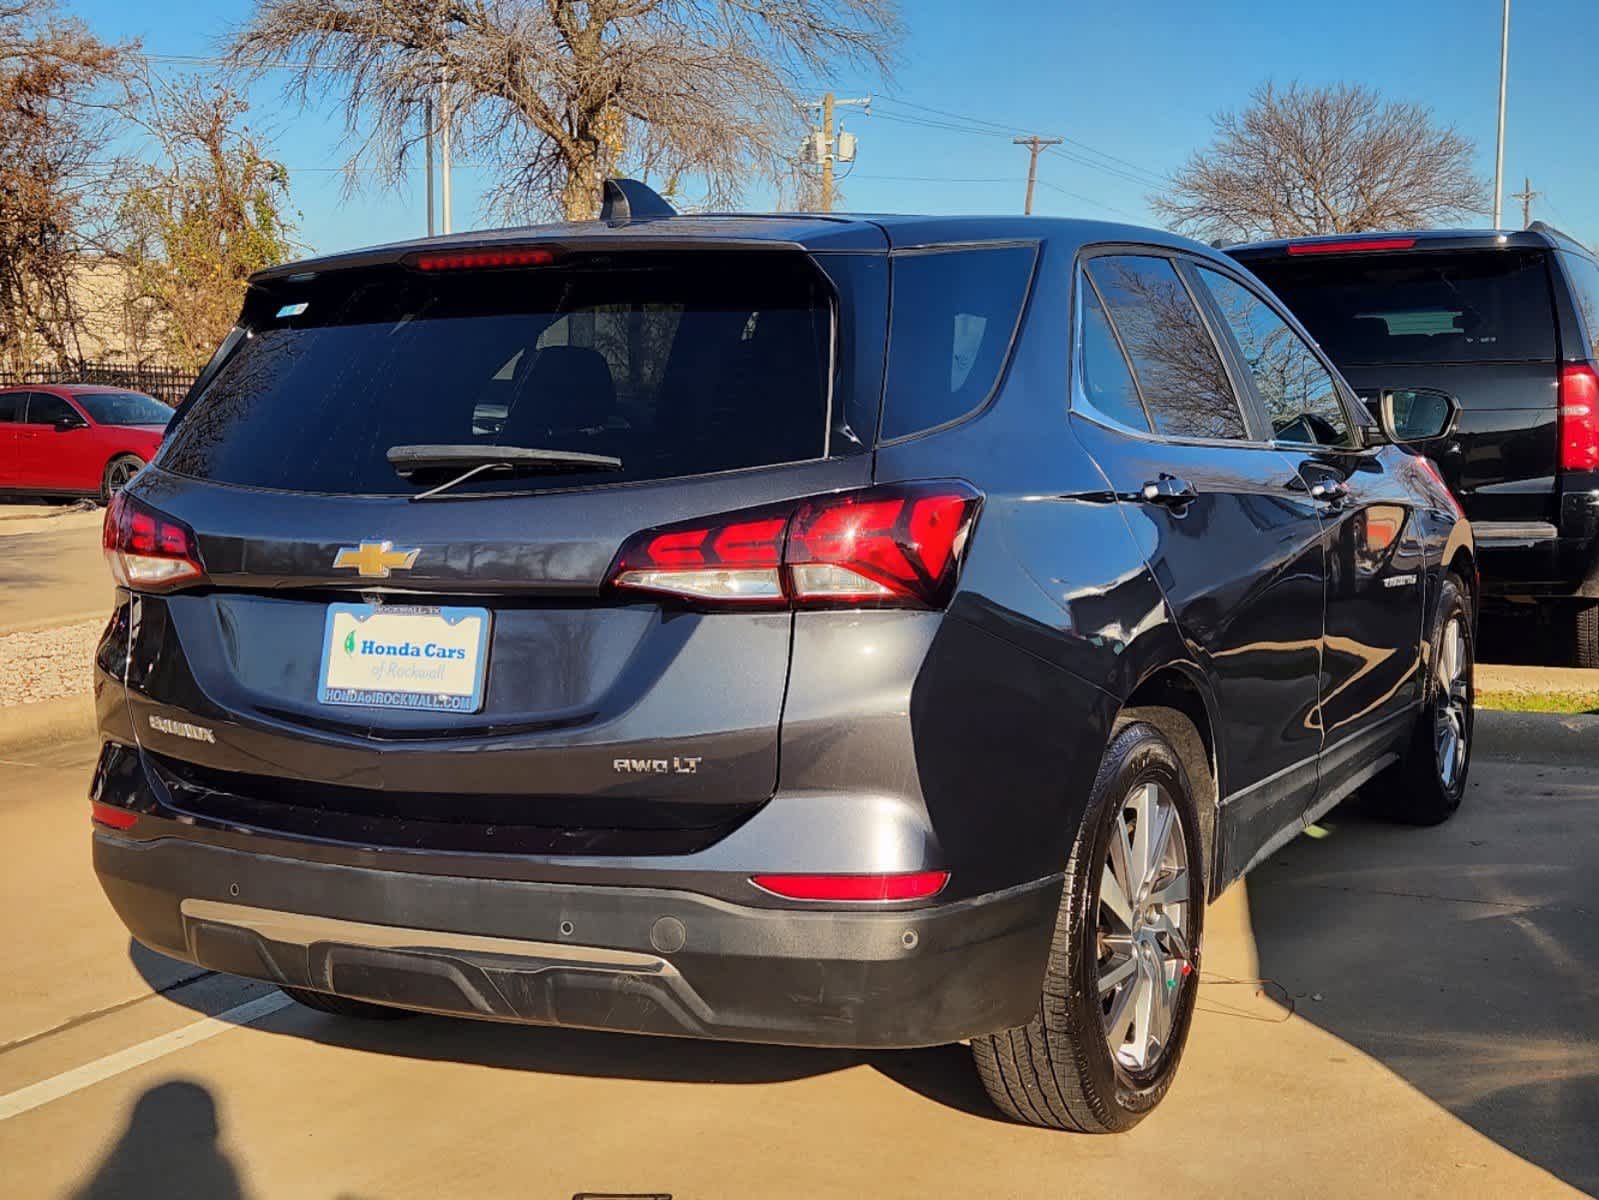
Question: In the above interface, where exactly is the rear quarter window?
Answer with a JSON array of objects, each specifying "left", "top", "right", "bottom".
[
  {"left": 879, "top": 244, "right": 1037, "bottom": 441},
  {"left": 1245, "top": 250, "right": 1557, "bottom": 365},
  {"left": 1560, "top": 252, "right": 1599, "bottom": 358}
]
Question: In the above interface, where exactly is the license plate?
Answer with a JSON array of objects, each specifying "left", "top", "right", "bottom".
[{"left": 318, "top": 603, "right": 491, "bottom": 713}]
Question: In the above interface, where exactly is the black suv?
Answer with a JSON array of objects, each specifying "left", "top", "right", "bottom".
[
  {"left": 1229, "top": 226, "right": 1599, "bottom": 664},
  {"left": 91, "top": 182, "right": 1474, "bottom": 1132}
]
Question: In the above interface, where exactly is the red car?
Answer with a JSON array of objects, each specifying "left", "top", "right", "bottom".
[{"left": 0, "top": 385, "right": 171, "bottom": 502}]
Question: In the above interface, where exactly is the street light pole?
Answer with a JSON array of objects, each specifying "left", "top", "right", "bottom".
[
  {"left": 1493, "top": 0, "right": 1509, "bottom": 228},
  {"left": 425, "top": 96, "right": 436, "bottom": 238},
  {"left": 440, "top": 67, "right": 454, "bottom": 235}
]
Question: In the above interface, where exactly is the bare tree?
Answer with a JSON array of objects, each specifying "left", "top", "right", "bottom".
[
  {"left": 1153, "top": 82, "right": 1488, "bottom": 244},
  {"left": 116, "top": 70, "right": 296, "bottom": 370},
  {"left": 227, "top": 0, "right": 899, "bottom": 223},
  {"left": 0, "top": 0, "right": 130, "bottom": 374}
]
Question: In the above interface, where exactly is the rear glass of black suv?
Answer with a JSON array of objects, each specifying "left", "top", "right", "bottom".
[{"left": 160, "top": 250, "right": 837, "bottom": 498}]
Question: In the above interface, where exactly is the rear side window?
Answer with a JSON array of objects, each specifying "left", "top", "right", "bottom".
[
  {"left": 73, "top": 392, "right": 172, "bottom": 427},
  {"left": 1246, "top": 250, "right": 1556, "bottom": 365},
  {"left": 1561, "top": 252, "right": 1599, "bottom": 358},
  {"left": 1077, "top": 280, "right": 1150, "bottom": 431},
  {"left": 880, "top": 245, "right": 1036, "bottom": 440},
  {"left": 1197, "top": 268, "right": 1353, "bottom": 448},
  {"left": 161, "top": 252, "right": 833, "bottom": 497},
  {"left": 1085, "top": 255, "right": 1248, "bottom": 441}
]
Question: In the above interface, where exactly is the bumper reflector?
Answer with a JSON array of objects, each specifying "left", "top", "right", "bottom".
[
  {"left": 91, "top": 802, "right": 138, "bottom": 830},
  {"left": 751, "top": 871, "right": 950, "bottom": 901}
]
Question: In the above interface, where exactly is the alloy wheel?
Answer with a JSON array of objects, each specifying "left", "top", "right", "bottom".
[
  {"left": 108, "top": 459, "right": 139, "bottom": 493},
  {"left": 1095, "top": 780, "right": 1192, "bottom": 1075},
  {"left": 1434, "top": 615, "right": 1471, "bottom": 790}
]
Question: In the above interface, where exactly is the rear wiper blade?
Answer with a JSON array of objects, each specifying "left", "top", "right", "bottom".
[{"left": 387, "top": 444, "right": 623, "bottom": 501}]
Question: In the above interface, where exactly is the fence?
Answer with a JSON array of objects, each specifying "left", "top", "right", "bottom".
[{"left": 0, "top": 362, "right": 198, "bottom": 407}]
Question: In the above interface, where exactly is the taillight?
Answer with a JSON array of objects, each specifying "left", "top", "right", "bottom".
[
  {"left": 103, "top": 492, "right": 207, "bottom": 591},
  {"left": 751, "top": 871, "right": 950, "bottom": 902},
  {"left": 608, "top": 482, "right": 981, "bottom": 610},
  {"left": 1559, "top": 362, "right": 1599, "bottom": 472},
  {"left": 90, "top": 802, "right": 138, "bottom": 830}
]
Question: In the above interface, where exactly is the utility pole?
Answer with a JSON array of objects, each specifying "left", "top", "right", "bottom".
[
  {"left": 441, "top": 68, "right": 454, "bottom": 235},
  {"left": 425, "top": 96, "right": 436, "bottom": 237},
  {"left": 803, "top": 93, "right": 869, "bottom": 212},
  {"left": 1012, "top": 136, "right": 1062, "bottom": 215},
  {"left": 1512, "top": 176, "right": 1540, "bottom": 228},
  {"left": 1493, "top": 0, "right": 1510, "bottom": 227}
]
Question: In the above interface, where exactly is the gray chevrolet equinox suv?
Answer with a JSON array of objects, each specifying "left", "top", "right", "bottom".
[{"left": 92, "top": 180, "right": 1475, "bottom": 1131}]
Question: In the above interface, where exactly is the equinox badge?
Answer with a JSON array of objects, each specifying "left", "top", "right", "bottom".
[{"left": 333, "top": 541, "right": 421, "bottom": 578}]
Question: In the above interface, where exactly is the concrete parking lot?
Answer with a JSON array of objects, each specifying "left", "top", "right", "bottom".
[
  {"left": 1, "top": 507, "right": 1595, "bottom": 1198},
  {"left": 0, "top": 718, "right": 1593, "bottom": 1198}
]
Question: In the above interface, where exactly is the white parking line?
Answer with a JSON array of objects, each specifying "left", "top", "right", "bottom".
[{"left": 0, "top": 991, "right": 292, "bottom": 1122}]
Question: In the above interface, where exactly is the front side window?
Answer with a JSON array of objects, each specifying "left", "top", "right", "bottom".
[
  {"left": 1197, "top": 268, "right": 1353, "bottom": 448},
  {"left": 0, "top": 392, "right": 21, "bottom": 423},
  {"left": 1084, "top": 255, "right": 1248, "bottom": 441},
  {"left": 24, "top": 394, "right": 76, "bottom": 425}
]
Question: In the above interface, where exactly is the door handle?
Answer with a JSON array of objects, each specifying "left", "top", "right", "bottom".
[
  {"left": 1309, "top": 479, "right": 1350, "bottom": 505},
  {"left": 1140, "top": 475, "right": 1198, "bottom": 507}
]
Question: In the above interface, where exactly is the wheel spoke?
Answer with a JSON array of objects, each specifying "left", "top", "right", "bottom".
[
  {"left": 1147, "top": 910, "right": 1192, "bottom": 964},
  {"left": 1128, "top": 783, "right": 1157, "bottom": 897},
  {"left": 1145, "top": 799, "right": 1177, "bottom": 879},
  {"left": 1097, "top": 953, "right": 1136, "bottom": 996},
  {"left": 1131, "top": 957, "right": 1155, "bottom": 1067},
  {"left": 1148, "top": 867, "right": 1189, "bottom": 908},
  {"left": 1104, "top": 970, "right": 1138, "bottom": 1058},
  {"left": 1100, "top": 863, "right": 1135, "bottom": 931},
  {"left": 1149, "top": 961, "right": 1176, "bottom": 1049}
]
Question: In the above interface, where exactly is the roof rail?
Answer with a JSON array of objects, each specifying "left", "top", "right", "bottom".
[{"left": 600, "top": 178, "right": 676, "bottom": 225}]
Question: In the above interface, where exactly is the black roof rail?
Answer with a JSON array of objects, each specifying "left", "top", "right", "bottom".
[{"left": 600, "top": 178, "right": 676, "bottom": 225}]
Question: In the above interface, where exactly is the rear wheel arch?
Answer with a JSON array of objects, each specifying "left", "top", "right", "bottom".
[{"left": 1116, "top": 666, "right": 1218, "bottom": 902}]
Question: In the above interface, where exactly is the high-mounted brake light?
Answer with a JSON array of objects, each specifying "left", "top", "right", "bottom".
[
  {"left": 1286, "top": 237, "right": 1417, "bottom": 256},
  {"left": 414, "top": 248, "right": 556, "bottom": 271},
  {"left": 103, "top": 492, "right": 207, "bottom": 591},
  {"left": 607, "top": 482, "right": 981, "bottom": 610},
  {"left": 751, "top": 871, "right": 950, "bottom": 902},
  {"left": 1559, "top": 362, "right": 1599, "bottom": 472}
]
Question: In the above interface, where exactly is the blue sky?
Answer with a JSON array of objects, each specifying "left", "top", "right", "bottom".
[{"left": 68, "top": 0, "right": 1596, "bottom": 255}]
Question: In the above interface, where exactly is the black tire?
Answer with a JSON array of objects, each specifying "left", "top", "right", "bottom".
[
  {"left": 1571, "top": 602, "right": 1599, "bottom": 670},
  {"left": 1365, "top": 572, "right": 1474, "bottom": 825},
  {"left": 280, "top": 986, "right": 416, "bottom": 1020},
  {"left": 972, "top": 716, "right": 1205, "bottom": 1132},
  {"left": 101, "top": 454, "right": 144, "bottom": 504}
]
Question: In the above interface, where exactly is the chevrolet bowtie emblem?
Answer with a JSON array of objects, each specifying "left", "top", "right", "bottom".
[{"left": 332, "top": 541, "right": 421, "bottom": 578}]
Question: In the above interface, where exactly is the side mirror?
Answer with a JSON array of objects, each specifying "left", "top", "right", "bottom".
[
  {"left": 54, "top": 414, "right": 88, "bottom": 432},
  {"left": 1377, "top": 388, "right": 1459, "bottom": 444}
]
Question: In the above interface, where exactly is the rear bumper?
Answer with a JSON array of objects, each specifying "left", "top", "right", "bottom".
[
  {"left": 93, "top": 831, "right": 1061, "bottom": 1048},
  {"left": 1474, "top": 489, "right": 1599, "bottom": 600}
]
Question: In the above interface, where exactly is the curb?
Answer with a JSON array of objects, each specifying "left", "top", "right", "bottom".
[
  {"left": 0, "top": 694, "right": 97, "bottom": 759},
  {"left": 1473, "top": 708, "right": 1599, "bottom": 767}
]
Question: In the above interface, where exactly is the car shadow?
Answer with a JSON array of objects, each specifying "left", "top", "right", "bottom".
[
  {"left": 128, "top": 940, "right": 1007, "bottom": 1122},
  {"left": 1246, "top": 778, "right": 1599, "bottom": 1195}
]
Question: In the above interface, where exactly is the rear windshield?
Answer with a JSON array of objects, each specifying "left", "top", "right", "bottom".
[
  {"left": 160, "top": 252, "right": 834, "bottom": 496},
  {"left": 1245, "top": 249, "right": 1556, "bottom": 365},
  {"left": 74, "top": 392, "right": 171, "bottom": 426}
]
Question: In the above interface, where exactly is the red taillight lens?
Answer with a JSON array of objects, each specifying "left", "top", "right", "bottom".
[
  {"left": 90, "top": 802, "right": 138, "bottom": 830},
  {"left": 1559, "top": 362, "right": 1599, "bottom": 472},
  {"left": 751, "top": 871, "right": 950, "bottom": 902},
  {"left": 414, "top": 248, "right": 556, "bottom": 271},
  {"left": 1286, "top": 237, "right": 1417, "bottom": 255},
  {"left": 103, "top": 492, "right": 206, "bottom": 591},
  {"left": 608, "top": 482, "right": 981, "bottom": 610}
]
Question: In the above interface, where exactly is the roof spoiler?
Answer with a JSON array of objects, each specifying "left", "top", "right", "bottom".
[{"left": 600, "top": 178, "right": 676, "bottom": 225}]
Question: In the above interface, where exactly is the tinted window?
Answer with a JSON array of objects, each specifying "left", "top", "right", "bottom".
[
  {"left": 1562, "top": 252, "right": 1599, "bottom": 358},
  {"left": 880, "top": 245, "right": 1036, "bottom": 440},
  {"left": 24, "top": 393, "right": 76, "bottom": 425},
  {"left": 1085, "top": 255, "right": 1248, "bottom": 441},
  {"left": 1198, "top": 268, "right": 1352, "bottom": 447},
  {"left": 162, "top": 253, "right": 833, "bottom": 496},
  {"left": 1077, "top": 279, "right": 1149, "bottom": 431},
  {"left": 0, "top": 393, "right": 21, "bottom": 423},
  {"left": 73, "top": 391, "right": 171, "bottom": 427},
  {"left": 1246, "top": 250, "right": 1556, "bottom": 365}
]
